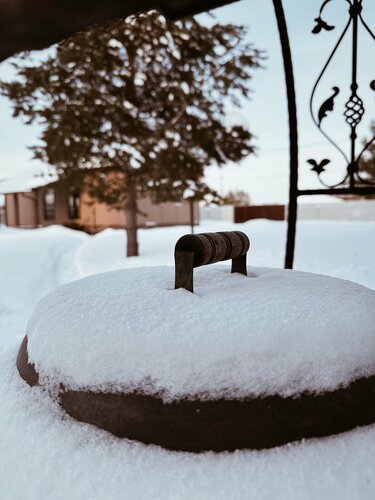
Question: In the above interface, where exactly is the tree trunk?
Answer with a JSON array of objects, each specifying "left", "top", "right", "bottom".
[
  {"left": 123, "top": 45, "right": 139, "bottom": 257},
  {"left": 125, "top": 177, "right": 139, "bottom": 257}
]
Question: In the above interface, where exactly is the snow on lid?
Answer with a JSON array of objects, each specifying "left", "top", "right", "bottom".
[{"left": 26, "top": 266, "right": 375, "bottom": 400}]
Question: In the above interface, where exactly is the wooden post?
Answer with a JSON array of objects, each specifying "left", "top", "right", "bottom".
[
  {"left": 189, "top": 199, "right": 195, "bottom": 234},
  {"left": 125, "top": 177, "right": 139, "bottom": 257},
  {"left": 14, "top": 193, "right": 20, "bottom": 227}
]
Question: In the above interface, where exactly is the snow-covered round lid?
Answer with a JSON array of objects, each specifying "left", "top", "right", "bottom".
[{"left": 26, "top": 265, "right": 375, "bottom": 401}]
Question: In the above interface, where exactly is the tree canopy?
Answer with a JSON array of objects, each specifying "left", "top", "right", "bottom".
[
  {"left": 1, "top": 10, "right": 263, "bottom": 255},
  {"left": 221, "top": 189, "right": 251, "bottom": 206}
]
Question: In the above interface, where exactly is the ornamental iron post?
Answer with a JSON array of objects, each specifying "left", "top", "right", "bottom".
[
  {"left": 272, "top": 0, "right": 299, "bottom": 269},
  {"left": 281, "top": 0, "right": 374, "bottom": 268},
  {"left": 306, "top": 0, "right": 375, "bottom": 193}
]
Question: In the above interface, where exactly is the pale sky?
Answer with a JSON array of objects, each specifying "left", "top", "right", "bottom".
[{"left": 0, "top": 0, "right": 374, "bottom": 204}]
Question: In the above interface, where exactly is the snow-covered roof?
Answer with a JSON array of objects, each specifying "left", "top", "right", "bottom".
[{"left": 0, "top": 166, "right": 57, "bottom": 194}]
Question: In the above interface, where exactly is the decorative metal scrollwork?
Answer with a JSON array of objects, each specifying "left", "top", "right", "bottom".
[
  {"left": 318, "top": 86, "right": 339, "bottom": 124},
  {"left": 344, "top": 90, "right": 365, "bottom": 128},
  {"left": 308, "top": 0, "right": 375, "bottom": 190},
  {"left": 312, "top": 0, "right": 336, "bottom": 34}
]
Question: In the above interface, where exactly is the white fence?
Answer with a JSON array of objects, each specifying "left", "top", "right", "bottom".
[
  {"left": 297, "top": 200, "right": 375, "bottom": 221},
  {"left": 200, "top": 205, "right": 234, "bottom": 222},
  {"left": 201, "top": 200, "right": 375, "bottom": 222}
]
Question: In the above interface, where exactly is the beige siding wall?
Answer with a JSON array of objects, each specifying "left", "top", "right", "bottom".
[
  {"left": 5, "top": 192, "right": 38, "bottom": 227},
  {"left": 75, "top": 193, "right": 198, "bottom": 230},
  {"left": 19, "top": 194, "right": 38, "bottom": 226},
  {"left": 77, "top": 196, "right": 198, "bottom": 230},
  {"left": 5, "top": 194, "right": 17, "bottom": 226},
  {"left": 137, "top": 198, "right": 198, "bottom": 227},
  {"left": 36, "top": 184, "right": 70, "bottom": 226},
  {"left": 5, "top": 182, "right": 199, "bottom": 230},
  {"left": 77, "top": 192, "right": 126, "bottom": 228}
]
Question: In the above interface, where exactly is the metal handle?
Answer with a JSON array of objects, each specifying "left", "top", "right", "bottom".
[{"left": 174, "top": 231, "right": 250, "bottom": 293}]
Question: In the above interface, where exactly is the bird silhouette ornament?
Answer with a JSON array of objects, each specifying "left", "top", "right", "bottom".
[{"left": 307, "top": 158, "right": 331, "bottom": 174}]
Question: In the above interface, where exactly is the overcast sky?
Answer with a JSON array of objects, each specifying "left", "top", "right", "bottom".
[{"left": 0, "top": 0, "right": 374, "bottom": 204}]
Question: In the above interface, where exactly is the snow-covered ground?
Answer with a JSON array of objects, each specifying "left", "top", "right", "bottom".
[
  {"left": 1, "top": 219, "right": 374, "bottom": 352},
  {"left": 0, "top": 220, "right": 374, "bottom": 499}
]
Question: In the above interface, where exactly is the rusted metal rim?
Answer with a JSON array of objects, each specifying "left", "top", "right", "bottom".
[{"left": 17, "top": 335, "right": 375, "bottom": 452}]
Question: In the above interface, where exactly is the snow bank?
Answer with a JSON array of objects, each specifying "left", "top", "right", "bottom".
[
  {"left": 2, "top": 222, "right": 375, "bottom": 499},
  {"left": 74, "top": 220, "right": 375, "bottom": 290},
  {"left": 27, "top": 265, "right": 375, "bottom": 400},
  {"left": 1, "top": 347, "right": 375, "bottom": 500},
  {"left": 74, "top": 225, "right": 194, "bottom": 275},
  {"left": 3, "top": 219, "right": 374, "bottom": 360},
  {"left": 0, "top": 226, "right": 87, "bottom": 352}
]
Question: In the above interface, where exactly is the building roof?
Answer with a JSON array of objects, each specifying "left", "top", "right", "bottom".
[
  {"left": 0, "top": 0, "right": 237, "bottom": 63},
  {"left": 0, "top": 166, "right": 57, "bottom": 194}
]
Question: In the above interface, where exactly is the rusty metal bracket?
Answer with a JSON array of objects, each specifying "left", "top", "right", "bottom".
[{"left": 174, "top": 231, "right": 250, "bottom": 293}]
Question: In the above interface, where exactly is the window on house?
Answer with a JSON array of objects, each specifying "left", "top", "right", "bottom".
[
  {"left": 43, "top": 188, "right": 55, "bottom": 220},
  {"left": 68, "top": 192, "right": 80, "bottom": 219}
]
